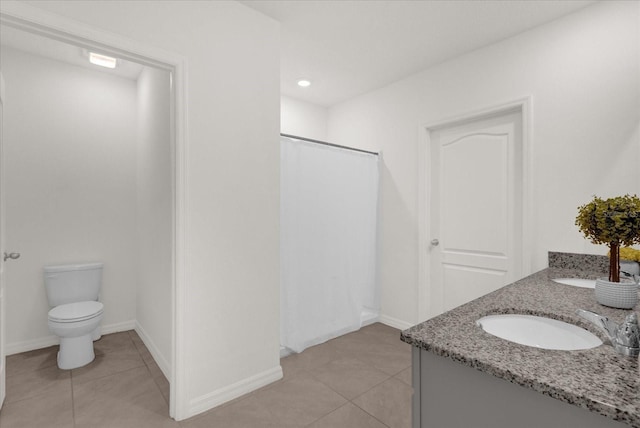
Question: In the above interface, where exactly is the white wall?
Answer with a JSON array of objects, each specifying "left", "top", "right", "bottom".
[
  {"left": 1, "top": 47, "right": 138, "bottom": 351},
  {"left": 328, "top": 1, "right": 640, "bottom": 325},
  {"left": 11, "top": 0, "right": 282, "bottom": 419},
  {"left": 136, "top": 66, "right": 172, "bottom": 376},
  {"left": 281, "top": 95, "right": 328, "bottom": 141}
]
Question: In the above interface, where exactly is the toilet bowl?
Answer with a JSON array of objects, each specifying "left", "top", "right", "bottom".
[
  {"left": 48, "top": 301, "right": 104, "bottom": 369},
  {"left": 44, "top": 262, "right": 104, "bottom": 370}
]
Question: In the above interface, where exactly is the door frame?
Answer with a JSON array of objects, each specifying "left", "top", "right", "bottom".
[
  {"left": 0, "top": 3, "right": 188, "bottom": 419},
  {"left": 0, "top": 70, "right": 6, "bottom": 408},
  {"left": 417, "top": 97, "right": 533, "bottom": 322}
]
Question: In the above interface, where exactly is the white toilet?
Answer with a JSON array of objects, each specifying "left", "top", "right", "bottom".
[{"left": 44, "top": 262, "right": 104, "bottom": 370}]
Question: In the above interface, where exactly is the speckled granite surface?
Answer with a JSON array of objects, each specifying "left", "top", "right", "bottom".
[
  {"left": 401, "top": 263, "right": 640, "bottom": 427},
  {"left": 548, "top": 251, "right": 610, "bottom": 272}
]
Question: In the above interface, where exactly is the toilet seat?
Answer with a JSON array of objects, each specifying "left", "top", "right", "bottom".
[{"left": 48, "top": 301, "right": 104, "bottom": 323}]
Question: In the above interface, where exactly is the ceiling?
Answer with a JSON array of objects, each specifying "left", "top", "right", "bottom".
[
  {"left": 1, "top": 1, "right": 597, "bottom": 102},
  {"left": 241, "top": 0, "right": 597, "bottom": 106}
]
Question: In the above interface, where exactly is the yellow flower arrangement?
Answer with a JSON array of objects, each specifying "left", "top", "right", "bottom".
[
  {"left": 576, "top": 194, "right": 640, "bottom": 282},
  {"left": 620, "top": 247, "right": 640, "bottom": 262}
]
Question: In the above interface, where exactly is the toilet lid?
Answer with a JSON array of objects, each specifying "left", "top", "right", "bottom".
[{"left": 48, "top": 301, "right": 104, "bottom": 323}]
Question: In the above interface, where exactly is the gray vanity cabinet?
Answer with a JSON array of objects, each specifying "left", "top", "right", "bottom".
[{"left": 411, "top": 347, "right": 627, "bottom": 428}]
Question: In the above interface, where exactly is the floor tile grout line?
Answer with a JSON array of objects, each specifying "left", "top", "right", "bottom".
[
  {"left": 302, "top": 400, "right": 392, "bottom": 428},
  {"left": 277, "top": 326, "right": 407, "bottom": 427},
  {"left": 6, "top": 325, "right": 406, "bottom": 427},
  {"left": 129, "top": 330, "right": 174, "bottom": 411},
  {"left": 303, "top": 362, "right": 393, "bottom": 403},
  {"left": 135, "top": 337, "right": 173, "bottom": 407},
  {"left": 3, "top": 368, "right": 74, "bottom": 407},
  {"left": 4, "top": 354, "right": 59, "bottom": 379},
  {"left": 70, "top": 358, "right": 148, "bottom": 386},
  {"left": 349, "top": 397, "right": 392, "bottom": 428},
  {"left": 4, "top": 330, "right": 178, "bottom": 427},
  {"left": 70, "top": 366, "right": 77, "bottom": 428},
  {"left": 69, "top": 331, "right": 149, "bottom": 386},
  {"left": 308, "top": 366, "right": 397, "bottom": 428}
]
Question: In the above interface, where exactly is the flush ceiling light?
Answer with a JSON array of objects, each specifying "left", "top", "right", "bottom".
[
  {"left": 89, "top": 52, "right": 117, "bottom": 69},
  {"left": 297, "top": 79, "right": 311, "bottom": 87}
]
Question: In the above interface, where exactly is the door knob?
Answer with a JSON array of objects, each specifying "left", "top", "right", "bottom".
[
  {"left": 430, "top": 239, "right": 439, "bottom": 246},
  {"left": 4, "top": 252, "right": 20, "bottom": 261}
]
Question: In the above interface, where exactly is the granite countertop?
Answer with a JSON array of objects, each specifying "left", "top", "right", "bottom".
[{"left": 401, "top": 265, "right": 640, "bottom": 427}]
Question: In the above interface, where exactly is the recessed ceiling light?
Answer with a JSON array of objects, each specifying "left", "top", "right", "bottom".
[
  {"left": 297, "top": 79, "right": 311, "bottom": 87},
  {"left": 89, "top": 52, "right": 117, "bottom": 69}
]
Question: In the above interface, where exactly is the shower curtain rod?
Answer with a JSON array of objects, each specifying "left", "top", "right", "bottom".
[{"left": 280, "top": 133, "right": 379, "bottom": 156}]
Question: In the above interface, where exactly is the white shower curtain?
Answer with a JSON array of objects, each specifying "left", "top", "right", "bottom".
[{"left": 280, "top": 136, "right": 379, "bottom": 353}]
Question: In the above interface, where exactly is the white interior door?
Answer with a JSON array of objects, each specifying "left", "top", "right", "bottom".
[
  {"left": 429, "top": 110, "right": 523, "bottom": 314},
  {"left": 0, "top": 71, "right": 6, "bottom": 408}
]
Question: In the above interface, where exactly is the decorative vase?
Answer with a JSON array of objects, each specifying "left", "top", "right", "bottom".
[{"left": 595, "top": 277, "right": 639, "bottom": 309}]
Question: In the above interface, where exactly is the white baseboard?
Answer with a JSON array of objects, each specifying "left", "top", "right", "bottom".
[
  {"left": 5, "top": 319, "right": 136, "bottom": 356},
  {"left": 378, "top": 314, "right": 414, "bottom": 331},
  {"left": 279, "top": 345, "right": 292, "bottom": 358},
  {"left": 187, "top": 365, "right": 283, "bottom": 419},
  {"left": 101, "top": 319, "right": 137, "bottom": 335},
  {"left": 6, "top": 335, "right": 58, "bottom": 356},
  {"left": 135, "top": 321, "right": 171, "bottom": 380},
  {"left": 361, "top": 310, "right": 380, "bottom": 327}
]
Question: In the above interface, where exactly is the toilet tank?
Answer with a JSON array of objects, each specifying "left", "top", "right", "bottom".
[{"left": 44, "top": 262, "right": 103, "bottom": 307}]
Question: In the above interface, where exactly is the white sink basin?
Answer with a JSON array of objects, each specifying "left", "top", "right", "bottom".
[
  {"left": 476, "top": 314, "right": 602, "bottom": 350},
  {"left": 552, "top": 278, "right": 596, "bottom": 288}
]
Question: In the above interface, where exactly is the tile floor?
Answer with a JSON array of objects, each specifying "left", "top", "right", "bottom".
[{"left": 0, "top": 323, "right": 412, "bottom": 428}]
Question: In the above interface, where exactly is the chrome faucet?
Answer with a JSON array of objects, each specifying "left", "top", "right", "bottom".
[
  {"left": 621, "top": 270, "right": 640, "bottom": 284},
  {"left": 576, "top": 309, "right": 640, "bottom": 357}
]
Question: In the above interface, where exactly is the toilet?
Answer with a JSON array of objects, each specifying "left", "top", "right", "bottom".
[{"left": 44, "top": 262, "right": 104, "bottom": 370}]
